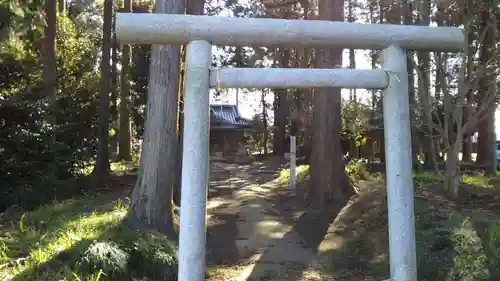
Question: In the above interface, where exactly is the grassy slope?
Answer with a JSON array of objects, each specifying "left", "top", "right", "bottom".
[
  {"left": 0, "top": 164, "right": 499, "bottom": 281},
  {"left": 279, "top": 164, "right": 500, "bottom": 281},
  {"left": 0, "top": 188, "right": 177, "bottom": 281}
]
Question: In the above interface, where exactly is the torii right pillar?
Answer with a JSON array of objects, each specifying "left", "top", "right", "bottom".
[{"left": 381, "top": 45, "right": 417, "bottom": 281}]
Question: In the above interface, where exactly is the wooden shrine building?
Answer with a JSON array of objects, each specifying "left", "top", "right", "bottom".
[{"left": 209, "top": 104, "right": 252, "bottom": 158}]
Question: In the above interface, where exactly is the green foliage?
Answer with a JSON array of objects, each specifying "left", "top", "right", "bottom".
[
  {"left": 78, "top": 241, "right": 129, "bottom": 278},
  {"left": 279, "top": 165, "right": 310, "bottom": 184},
  {"left": 484, "top": 220, "right": 500, "bottom": 270},
  {"left": 126, "top": 231, "right": 178, "bottom": 280},
  {"left": 415, "top": 171, "right": 500, "bottom": 189},
  {"left": 0, "top": 194, "right": 178, "bottom": 281},
  {"left": 341, "top": 100, "right": 373, "bottom": 145},
  {"left": 414, "top": 196, "right": 500, "bottom": 281},
  {"left": 0, "top": 6, "right": 101, "bottom": 210},
  {"left": 246, "top": 113, "right": 271, "bottom": 152},
  {"left": 416, "top": 209, "right": 489, "bottom": 280},
  {"left": 345, "top": 158, "right": 371, "bottom": 181}
]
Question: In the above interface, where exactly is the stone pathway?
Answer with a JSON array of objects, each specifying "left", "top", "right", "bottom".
[{"left": 206, "top": 158, "right": 389, "bottom": 281}]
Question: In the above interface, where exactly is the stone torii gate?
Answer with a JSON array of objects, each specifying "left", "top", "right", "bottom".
[{"left": 115, "top": 13, "right": 464, "bottom": 281}]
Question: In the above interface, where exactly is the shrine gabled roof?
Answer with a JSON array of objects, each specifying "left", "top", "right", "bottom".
[{"left": 210, "top": 104, "right": 252, "bottom": 129}]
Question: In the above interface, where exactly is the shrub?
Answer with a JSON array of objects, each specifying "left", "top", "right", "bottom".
[
  {"left": 346, "top": 158, "right": 371, "bottom": 181},
  {"left": 77, "top": 241, "right": 129, "bottom": 279},
  {"left": 279, "top": 165, "right": 310, "bottom": 184}
]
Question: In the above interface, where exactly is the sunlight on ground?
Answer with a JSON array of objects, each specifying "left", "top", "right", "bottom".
[
  {"left": 0, "top": 197, "right": 127, "bottom": 280},
  {"left": 0, "top": 193, "right": 178, "bottom": 281}
]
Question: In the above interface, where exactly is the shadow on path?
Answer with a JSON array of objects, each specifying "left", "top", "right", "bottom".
[
  {"left": 244, "top": 201, "right": 346, "bottom": 281},
  {"left": 206, "top": 157, "right": 285, "bottom": 267}
]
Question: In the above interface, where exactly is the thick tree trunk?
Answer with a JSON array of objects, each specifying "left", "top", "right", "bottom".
[
  {"left": 444, "top": 139, "right": 462, "bottom": 198},
  {"left": 262, "top": 91, "right": 269, "bottom": 154},
  {"left": 476, "top": 6, "right": 496, "bottom": 174},
  {"left": 417, "top": 0, "right": 437, "bottom": 171},
  {"left": 127, "top": 0, "right": 184, "bottom": 239},
  {"left": 173, "top": 48, "right": 184, "bottom": 207},
  {"left": 273, "top": 88, "right": 287, "bottom": 154},
  {"left": 462, "top": 133, "right": 472, "bottom": 162},
  {"left": 173, "top": 0, "right": 205, "bottom": 207},
  {"left": 58, "top": 0, "right": 65, "bottom": 13},
  {"left": 118, "top": 0, "right": 133, "bottom": 161},
  {"left": 403, "top": 0, "right": 419, "bottom": 170},
  {"left": 461, "top": 29, "right": 474, "bottom": 163},
  {"left": 110, "top": 12, "right": 119, "bottom": 158},
  {"left": 347, "top": 0, "right": 355, "bottom": 102},
  {"left": 310, "top": 0, "right": 354, "bottom": 207},
  {"left": 94, "top": 0, "right": 113, "bottom": 176},
  {"left": 43, "top": 0, "right": 58, "bottom": 181},
  {"left": 272, "top": 48, "right": 289, "bottom": 155}
]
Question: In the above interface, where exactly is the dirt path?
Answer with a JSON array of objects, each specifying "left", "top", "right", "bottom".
[{"left": 205, "top": 157, "right": 389, "bottom": 281}]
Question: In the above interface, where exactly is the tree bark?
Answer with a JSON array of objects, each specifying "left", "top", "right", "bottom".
[
  {"left": 173, "top": 0, "right": 205, "bottom": 207},
  {"left": 58, "top": 0, "right": 66, "bottom": 13},
  {"left": 110, "top": 11, "right": 119, "bottom": 158},
  {"left": 476, "top": 4, "right": 496, "bottom": 174},
  {"left": 417, "top": 0, "right": 437, "bottom": 171},
  {"left": 127, "top": 0, "right": 184, "bottom": 239},
  {"left": 94, "top": 0, "right": 113, "bottom": 176},
  {"left": 403, "top": 0, "right": 419, "bottom": 170},
  {"left": 272, "top": 48, "right": 289, "bottom": 155},
  {"left": 262, "top": 90, "right": 269, "bottom": 154},
  {"left": 444, "top": 139, "right": 461, "bottom": 198},
  {"left": 118, "top": 0, "right": 133, "bottom": 161},
  {"left": 43, "top": 0, "right": 58, "bottom": 181},
  {"left": 310, "top": 0, "right": 354, "bottom": 207}
]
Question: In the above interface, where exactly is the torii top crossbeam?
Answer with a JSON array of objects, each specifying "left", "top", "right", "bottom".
[{"left": 116, "top": 13, "right": 464, "bottom": 51}]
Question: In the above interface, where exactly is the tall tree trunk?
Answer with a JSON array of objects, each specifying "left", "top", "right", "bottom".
[
  {"left": 173, "top": 0, "right": 205, "bottom": 207},
  {"left": 310, "top": 0, "right": 353, "bottom": 207},
  {"left": 127, "top": 0, "right": 184, "bottom": 239},
  {"left": 58, "top": 0, "right": 65, "bottom": 13},
  {"left": 272, "top": 48, "right": 289, "bottom": 155},
  {"left": 403, "top": 0, "right": 419, "bottom": 170},
  {"left": 43, "top": 0, "right": 58, "bottom": 181},
  {"left": 378, "top": 0, "right": 386, "bottom": 164},
  {"left": 94, "top": 0, "right": 113, "bottom": 176},
  {"left": 173, "top": 46, "right": 185, "bottom": 207},
  {"left": 347, "top": 0, "right": 356, "bottom": 102},
  {"left": 476, "top": 4, "right": 496, "bottom": 174},
  {"left": 462, "top": 28, "right": 474, "bottom": 163},
  {"left": 417, "top": 0, "right": 437, "bottom": 171},
  {"left": 262, "top": 90, "right": 269, "bottom": 154},
  {"left": 368, "top": 1, "right": 376, "bottom": 164},
  {"left": 444, "top": 139, "right": 461, "bottom": 198},
  {"left": 110, "top": 11, "right": 119, "bottom": 158},
  {"left": 118, "top": 0, "right": 133, "bottom": 161}
]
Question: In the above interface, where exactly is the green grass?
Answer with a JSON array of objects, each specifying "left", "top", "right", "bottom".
[
  {"left": 414, "top": 171, "right": 500, "bottom": 188},
  {"left": 414, "top": 199, "right": 497, "bottom": 281},
  {"left": 0, "top": 194, "right": 177, "bottom": 281},
  {"left": 79, "top": 160, "right": 140, "bottom": 176},
  {"left": 278, "top": 159, "right": 372, "bottom": 185},
  {"left": 279, "top": 165, "right": 310, "bottom": 184}
]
